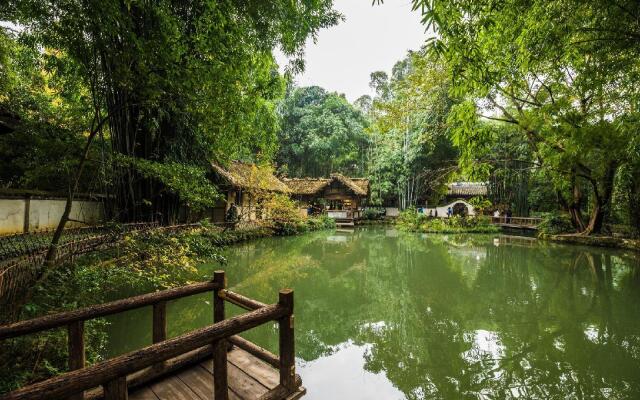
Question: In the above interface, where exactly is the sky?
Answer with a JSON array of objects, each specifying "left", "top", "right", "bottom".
[{"left": 276, "top": 0, "right": 430, "bottom": 102}]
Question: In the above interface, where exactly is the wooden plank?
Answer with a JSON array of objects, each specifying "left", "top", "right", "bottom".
[
  {"left": 176, "top": 365, "right": 241, "bottom": 400},
  {"left": 85, "top": 345, "right": 214, "bottom": 400},
  {"left": 128, "top": 388, "right": 159, "bottom": 400},
  {"left": 227, "top": 363, "right": 269, "bottom": 399},
  {"left": 149, "top": 376, "right": 199, "bottom": 400},
  {"left": 227, "top": 348, "right": 279, "bottom": 389},
  {"left": 284, "top": 387, "right": 306, "bottom": 400},
  {"left": 200, "top": 356, "right": 269, "bottom": 400}
]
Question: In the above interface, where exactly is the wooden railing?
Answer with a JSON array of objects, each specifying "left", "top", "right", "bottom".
[
  {"left": 0, "top": 271, "right": 296, "bottom": 400},
  {"left": 490, "top": 216, "right": 543, "bottom": 227}
]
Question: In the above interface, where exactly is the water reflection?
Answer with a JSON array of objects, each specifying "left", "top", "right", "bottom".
[{"left": 104, "top": 228, "right": 640, "bottom": 399}]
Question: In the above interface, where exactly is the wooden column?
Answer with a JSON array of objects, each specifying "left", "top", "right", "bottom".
[
  {"left": 212, "top": 270, "right": 228, "bottom": 400},
  {"left": 152, "top": 301, "right": 167, "bottom": 343},
  {"left": 67, "top": 320, "right": 85, "bottom": 400},
  {"left": 152, "top": 301, "right": 167, "bottom": 371},
  {"left": 104, "top": 376, "right": 128, "bottom": 400},
  {"left": 278, "top": 289, "right": 296, "bottom": 391},
  {"left": 23, "top": 195, "right": 31, "bottom": 233},
  {"left": 213, "top": 271, "right": 226, "bottom": 324}
]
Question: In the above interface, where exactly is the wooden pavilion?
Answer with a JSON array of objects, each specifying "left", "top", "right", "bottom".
[
  {"left": 283, "top": 174, "right": 369, "bottom": 225},
  {"left": 209, "top": 161, "right": 290, "bottom": 223}
]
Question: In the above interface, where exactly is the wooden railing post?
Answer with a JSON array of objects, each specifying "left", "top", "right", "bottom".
[
  {"left": 213, "top": 271, "right": 226, "bottom": 324},
  {"left": 152, "top": 301, "right": 167, "bottom": 371},
  {"left": 67, "top": 320, "right": 85, "bottom": 400},
  {"left": 278, "top": 289, "right": 296, "bottom": 391},
  {"left": 152, "top": 301, "right": 167, "bottom": 343},
  {"left": 212, "top": 270, "right": 228, "bottom": 400},
  {"left": 104, "top": 376, "right": 127, "bottom": 400}
]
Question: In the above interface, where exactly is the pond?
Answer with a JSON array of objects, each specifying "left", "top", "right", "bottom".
[{"left": 105, "top": 227, "right": 640, "bottom": 399}]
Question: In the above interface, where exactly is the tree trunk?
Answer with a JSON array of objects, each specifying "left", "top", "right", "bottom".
[
  {"left": 581, "top": 161, "right": 617, "bottom": 236},
  {"left": 557, "top": 171, "right": 586, "bottom": 232},
  {"left": 44, "top": 123, "right": 103, "bottom": 265}
]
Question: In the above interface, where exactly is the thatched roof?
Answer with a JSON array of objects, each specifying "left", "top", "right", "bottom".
[
  {"left": 283, "top": 174, "right": 369, "bottom": 196},
  {"left": 447, "top": 182, "right": 487, "bottom": 196},
  {"left": 282, "top": 178, "right": 330, "bottom": 195},
  {"left": 211, "top": 161, "right": 289, "bottom": 193}
]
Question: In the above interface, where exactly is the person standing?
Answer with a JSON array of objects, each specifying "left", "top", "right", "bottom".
[{"left": 447, "top": 207, "right": 453, "bottom": 217}]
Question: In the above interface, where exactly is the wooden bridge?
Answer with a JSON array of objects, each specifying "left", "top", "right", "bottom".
[
  {"left": 491, "top": 216, "right": 542, "bottom": 231},
  {"left": 0, "top": 271, "right": 305, "bottom": 400}
]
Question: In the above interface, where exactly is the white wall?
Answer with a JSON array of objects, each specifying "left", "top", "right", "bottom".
[
  {"left": 424, "top": 200, "right": 476, "bottom": 217},
  {"left": 385, "top": 207, "right": 400, "bottom": 217},
  {"left": 0, "top": 197, "right": 105, "bottom": 235},
  {"left": 0, "top": 199, "right": 25, "bottom": 235}
]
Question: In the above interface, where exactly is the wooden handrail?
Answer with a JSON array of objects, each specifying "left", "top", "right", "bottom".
[
  {"left": 490, "top": 216, "right": 542, "bottom": 226},
  {"left": 0, "top": 281, "right": 220, "bottom": 340},
  {"left": 228, "top": 335, "right": 279, "bottom": 368},
  {"left": 221, "top": 289, "right": 268, "bottom": 311},
  {"left": 0, "top": 304, "right": 287, "bottom": 400},
  {"left": 0, "top": 271, "right": 298, "bottom": 400}
]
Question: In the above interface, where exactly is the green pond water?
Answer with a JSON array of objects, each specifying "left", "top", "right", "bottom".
[{"left": 105, "top": 227, "right": 640, "bottom": 399}]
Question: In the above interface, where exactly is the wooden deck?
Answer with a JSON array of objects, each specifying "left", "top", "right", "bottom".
[
  {"left": 130, "top": 348, "right": 305, "bottom": 400},
  {"left": 0, "top": 272, "right": 304, "bottom": 400}
]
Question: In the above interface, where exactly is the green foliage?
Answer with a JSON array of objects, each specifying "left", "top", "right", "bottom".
[
  {"left": 398, "top": 209, "right": 499, "bottom": 233},
  {"left": 468, "top": 197, "right": 492, "bottom": 214},
  {"left": 367, "top": 51, "right": 458, "bottom": 208},
  {"left": 276, "top": 86, "right": 369, "bottom": 177},
  {"left": 1, "top": 0, "right": 341, "bottom": 219},
  {"left": 413, "top": 0, "right": 640, "bottom": 234},
  {"left": 537, "top": 213, "right": 576, "bottom": 236},
  {"left": 362, "top": 207, "right": 386, "bottom": 220},
  {"left": 271, "top": 215, "right": 336, "bottom": 236},
  {"left": 0, "top": 31, "right": 97, "bottom": 191},
  {"left": 118, "top": 156, "right": 220, "bottom": 211}
]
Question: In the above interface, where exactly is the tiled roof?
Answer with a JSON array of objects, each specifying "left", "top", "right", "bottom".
[
  {"left": 283, "top": 175, "right": 369, "bottom": 196},
  {"left": 446, "top": 182, "right": 487, "bottom": 196}
]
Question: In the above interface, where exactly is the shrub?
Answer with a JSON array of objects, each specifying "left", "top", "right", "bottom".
[
  {"left": 271, "top": 215, "right": 335, "bottom": 236},
  {"left": 538, "top": 213, "right": 575, "bottom": 235},
  {"left": 397, "top": 208, "right": 428, "bottom": 230},
  {"left": 398, "top": 209, "right": 499, "bottom": 233},
  {"left": 362, "top": 207, "right": 385, "bottom": 220}
]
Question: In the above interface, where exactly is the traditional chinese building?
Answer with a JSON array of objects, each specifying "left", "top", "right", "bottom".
[
  {"left": 283, "top": 174, "right": 369, "bottom": 225},
  {"left": 426, "top": 182, "right": 488, "bottom": 217},
  {"left": 209, "top": 161, "right": 289, "bottom": 223}
]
